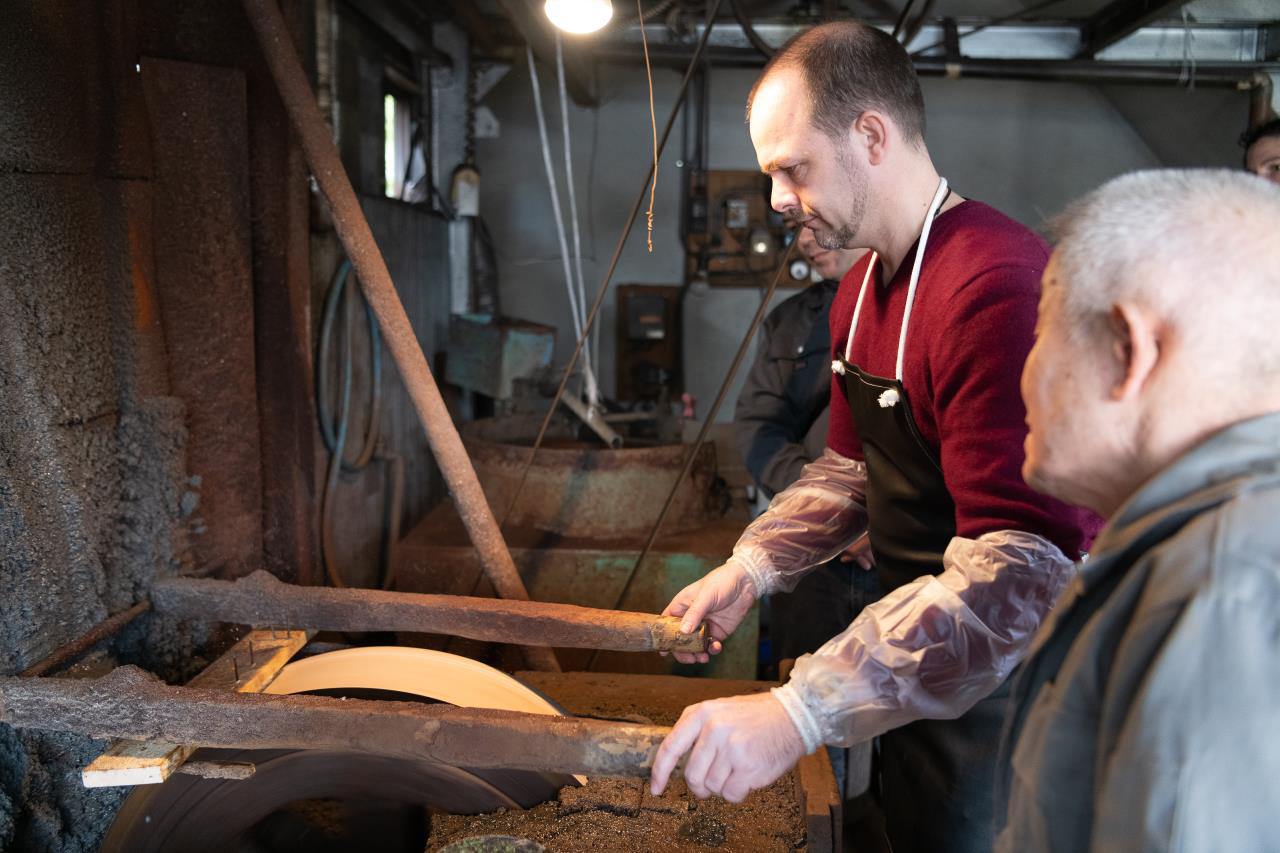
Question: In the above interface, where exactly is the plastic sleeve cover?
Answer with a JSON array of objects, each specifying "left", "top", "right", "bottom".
[
  {"left": 773, "top": 530, "right": 1076, "bottom": 752},
  {"left": 730, "top": 447, "right": 869, "bottom": 598}
]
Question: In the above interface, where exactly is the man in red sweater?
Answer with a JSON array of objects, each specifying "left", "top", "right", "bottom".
[{"left": 649, "top": 22, "right": 1101, "bottom": 853}]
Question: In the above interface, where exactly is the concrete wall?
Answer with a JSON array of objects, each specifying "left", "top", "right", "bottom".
[{"left": 479, "top": 61, "right": 1249, "bottom": 423}]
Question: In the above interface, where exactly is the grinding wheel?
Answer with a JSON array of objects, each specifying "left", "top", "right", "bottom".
[{"left": 101, "top": 647, "right": 581, "bottom": 853}]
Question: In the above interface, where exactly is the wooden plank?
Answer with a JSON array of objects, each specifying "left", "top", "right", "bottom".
[
  {"left": 151, "top": 571, "right": 710, "bottom": 654},
  {"left": 80, "top": 629, "right": 309, "bottom": 788},
  {"left": 140, "top": 58, "right": 265, "bottom": 578},
  {"left": 1, "top": 666, "right": 673, "bottom": 779},
  {"left": 794, "top": 750, "right": 842, "bottom": 853}
]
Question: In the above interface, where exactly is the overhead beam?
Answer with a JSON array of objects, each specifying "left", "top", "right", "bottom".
[
  {"left": 1077, "top": 0, "right": 1194, "bottom": 58},
  {"left": 150, "top": 570, "right": 710, "bottom": 654},
  {"left": 0, "top": 667, "right": 672, "bottom": 779},
  {"left": 497, "top": 0, "right": 598, "bottom": 107}
]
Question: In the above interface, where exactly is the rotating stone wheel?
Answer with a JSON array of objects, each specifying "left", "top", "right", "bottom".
[{"left": 101, "top": 647, "right": 581, "bottom": 853}]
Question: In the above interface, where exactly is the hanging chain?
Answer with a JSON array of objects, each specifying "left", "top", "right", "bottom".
[{"left": 464, "top": 48, "right": 478, "bottom": 167}]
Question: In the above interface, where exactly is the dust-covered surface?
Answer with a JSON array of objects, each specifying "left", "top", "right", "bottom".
[
  {"left": 428, "top": 775, "right": 804, "bottom": 852},
  {"left": 0, "top": 9, "right": 203, "bottom": 851},
  {"left": 427, "top": 673, "right": 808, "bottom": 852}
]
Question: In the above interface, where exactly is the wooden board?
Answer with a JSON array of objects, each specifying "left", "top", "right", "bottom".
[
  {"left": 80, "top": 629, "right": 310, "bottom": 788},
  {"left": 795, "top": 749, "right": 843, "bottom": 853}
]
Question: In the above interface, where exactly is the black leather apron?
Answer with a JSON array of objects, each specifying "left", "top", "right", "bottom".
[
  {"left": 831, "top": 180, "right": 1009, "bottom": 853},
  {"left": 832, "top": 179, "right": 955, "bottom": 593}
]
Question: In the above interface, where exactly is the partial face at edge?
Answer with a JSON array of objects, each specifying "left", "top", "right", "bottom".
[
  {"left": 1246, "top": 136, "right": 1280, "bottom": 187},
  {"left": 750, "top": 69, "right": 870, "bottom": 252}
]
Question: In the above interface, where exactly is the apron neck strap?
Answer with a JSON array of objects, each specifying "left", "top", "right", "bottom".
[
  {"left": 895, "top": 176, "right": 950, "bottom": 381},
  {"left": 842, "top": 177, "right": 950, "bottom": 381},
  {"left": 843, "top": 252, "right": 880, "bottom": 364}
]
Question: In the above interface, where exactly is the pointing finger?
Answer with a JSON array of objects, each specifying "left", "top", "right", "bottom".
[{"left": 650, "top": 708, "right": 704, "bottom": 795}]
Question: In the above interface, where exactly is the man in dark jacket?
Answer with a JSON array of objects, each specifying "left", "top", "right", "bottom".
[
  {"left": 999, "top": 168, "right": 1280, "bottom": 852},
  {"left": 734, "top": 226, "right": 870, "bottom": 666},
  {"left": 735, "top": 225, "right": 863, "bottom": 501}
]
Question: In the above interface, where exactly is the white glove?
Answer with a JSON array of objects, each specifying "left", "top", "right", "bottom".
[{"left": 650, "top": 692, "right": 808, "bottom": 802}]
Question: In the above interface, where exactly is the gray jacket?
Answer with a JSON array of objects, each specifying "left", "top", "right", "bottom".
[
  {"left": 996, "top": 412, "right": 1280, "bottom": 853},
  {"left": 733, "top": 279, "right": 837, "bottom": 498}
]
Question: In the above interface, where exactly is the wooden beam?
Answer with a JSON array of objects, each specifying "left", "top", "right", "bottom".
[
  {"left": 1077, "top": 0, "right": 1193, "bottom": 58},
  {"left": 793, "top": 751, "right": 842, "bottom": 853},
  {"left": 150, "top": 571, "right": 709, "bottom": 654},
  {"left": 1, "top": 667, "right": 672, "bottom": 779},
  {"left": 80, "top": 629, "right": 310, "bottom": 787},
  {"left": 497, "top": 0, "right": 597, "bottom": 107}
]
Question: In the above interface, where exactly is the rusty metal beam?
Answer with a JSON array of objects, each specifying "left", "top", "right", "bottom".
[
  {"left": 497, "top": 0, "right": 597, "bottom": 107},
  {"left": 151, "top": 571, "right": 708, "bottom": 654},
  {"left": 19, "top": 600, "right": 152, "bottom": 678},
  {"left": 239, "top": 0, "right": 558, "bottom": 672},
  {"left": 0, "top": 667, "right": 671, "bottom": 778}
]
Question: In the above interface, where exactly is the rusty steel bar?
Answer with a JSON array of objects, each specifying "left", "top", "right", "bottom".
[
  {"left": 19, "top": 600, "right": 152, "bottom": 678},
  {"left": 0, "top": 667, "right": 672, "bottom": 778},
  {"left": 151, "top": 571, "right": 709, "bottom": 654},
  {"left": 499, "top": 0, "right": 724, "bottom": 527},
  {"left": 240, "top": 0, "right": 558, "bottom": 672}
]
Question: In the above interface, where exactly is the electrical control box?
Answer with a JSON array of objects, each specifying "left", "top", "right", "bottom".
[{"left": 683, "top": 169, "right": 794, "bottom": 289}]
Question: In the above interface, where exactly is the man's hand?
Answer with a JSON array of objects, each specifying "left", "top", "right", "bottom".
[
  {"left": 649, "top": 692, "right": 807, "bottom": 803},
  {"left": 661, "top": 562, "right": 758, "bottom": 664},
  {"left": 839, "top": 531, "right": 875, "bottom": 571}
]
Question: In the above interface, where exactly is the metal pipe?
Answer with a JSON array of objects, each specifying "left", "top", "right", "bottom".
[
  {"left": 911, "top": 57, "right": 1280, "bottom": 86},
  {"left": 1249, "top": 71, "right": 1277, "bottom": 128},
  {"left": 150, "top": 571, "right": 710, "bottom": 654},
  {"left": 239, "top": 0, "right": 558, "bottom": 672},
  {"left": 20, "top": 600, "right": 152, "bottom": 678},
  {"left": 0, "top": 667, "right": 674, "bottom": 779},
  {"left": 498, "top": 0, "right": 726, "bottom": 528},
  {"left": 586, "top": 44, "right": 1275, "bottom": 88},
  {"left": 558, "top": 391, "right": 624, "bottom": 448}
]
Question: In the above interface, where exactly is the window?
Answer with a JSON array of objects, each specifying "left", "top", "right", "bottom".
[{"left": 383, "top": 91, "right": 411, "bottom": 199}]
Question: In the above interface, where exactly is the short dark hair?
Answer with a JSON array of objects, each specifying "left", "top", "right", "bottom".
[
  {"left": 1240, "top": 117, "right": 1280, "bottom": 151},
  {"left": 747, "top": 22, "right": 926, "bottom": 144}
]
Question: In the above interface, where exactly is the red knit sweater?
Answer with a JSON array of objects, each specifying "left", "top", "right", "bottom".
[{"left": 828, "top": 201, "right": 1102, "bottom": 557}]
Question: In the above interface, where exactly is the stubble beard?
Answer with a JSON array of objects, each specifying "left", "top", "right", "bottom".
[{"left": 812, "top": 148, "right": 869, "bottom": 251}]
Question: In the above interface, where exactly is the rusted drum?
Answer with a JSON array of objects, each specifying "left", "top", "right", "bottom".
[{"left": 462, "top": 415, "right": 720, "bottom": 539}]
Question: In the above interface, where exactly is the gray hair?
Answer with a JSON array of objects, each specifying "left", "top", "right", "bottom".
[{"left": 1050, "top": 168, "right": 1280, "bottom": 379}]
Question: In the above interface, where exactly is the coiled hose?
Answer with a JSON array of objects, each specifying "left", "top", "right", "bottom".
[{"left": 316, "top": 260, "right": 404, "bottom": 589}]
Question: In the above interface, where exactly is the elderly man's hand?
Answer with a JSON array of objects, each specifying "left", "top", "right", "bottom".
[
  {"left": 660, "top": 562, "right": 758, "bottom": 664},
  {"left": 649, "top": 692, "right": 806, "bottom": 803}
]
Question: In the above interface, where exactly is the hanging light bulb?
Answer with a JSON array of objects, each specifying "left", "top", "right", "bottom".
[{"left": 544, "top": 0, "right": 613, "bottom": 34}]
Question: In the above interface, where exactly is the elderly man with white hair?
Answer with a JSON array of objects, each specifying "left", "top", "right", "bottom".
[{"left": 996, "top": 168, "right": 1280, "bottom": 852}]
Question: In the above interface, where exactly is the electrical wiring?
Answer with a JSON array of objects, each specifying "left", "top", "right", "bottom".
[
  {"left": 316, "top": 260, "right": 403, "bottom": 591},
  {"left": 526, "top": 45, "right": 601, "bottom": 404}
]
